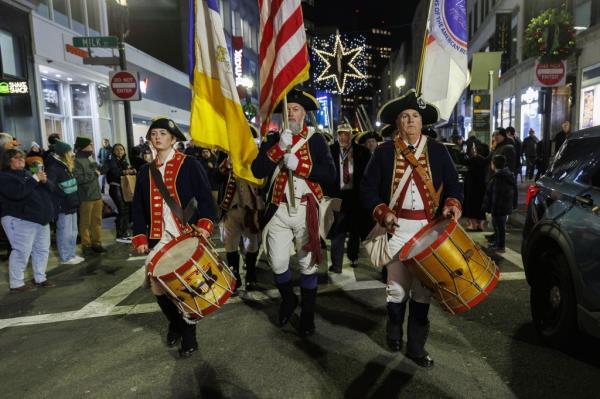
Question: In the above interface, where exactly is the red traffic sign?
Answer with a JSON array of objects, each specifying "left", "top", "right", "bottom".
[
  {"left": 535, "top": 60, "right": 566, "bottom": 87},
  {"left": 109, "top": 71, "right": 141, "bottom": 101}
]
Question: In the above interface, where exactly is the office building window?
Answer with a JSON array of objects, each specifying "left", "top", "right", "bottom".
[
  {"left": 33, "top": 0, "right": 51, "bottom": 18},
  {"left": 574, "top": 0, "right": 591, "bottom": 30},
  {"left": 86, "top": 0, "right": 101, "bottom": 35},
  {"left": 0, "top": 30, "right": 23, "bottom": 78},
  {"left": 232, "top": 10, "right": 241, "bottom": 36},
  {"left": 70, "top": 0, "right": 85, "bottom": 34},
  {"left": 53, "top": 0, "right": 70, "bottom": 28}
]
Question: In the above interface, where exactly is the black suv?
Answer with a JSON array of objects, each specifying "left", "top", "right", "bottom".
[{"left": 522, "top": 126, "right": 600, "bottom": 346}]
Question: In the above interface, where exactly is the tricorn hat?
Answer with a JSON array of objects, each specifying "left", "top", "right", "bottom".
[
  {"left": 377, "top": 89, "right": 439, "bottom": 126},
  {"left": 336, "top": 123, "right": 354, "bottom": 134},
  {"left": 273, "top": 89, "right": 320, "bottom": 113},
  {"left": 357, "top": 131, "right": 383, "bottom": 145},
  {"left": 146, "top": 117, "right": 186, "bottom": 142},
  {"left": 379, "top": 124, "right": 397, "bottom": 138}
]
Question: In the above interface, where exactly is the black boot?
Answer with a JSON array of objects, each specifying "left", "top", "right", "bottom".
[
  {"left": 406, "top": 300, "right": 434, "bottom": 368},
  {"left": 156, "top": 295, "right": 182, "bottom": 347},
  {"left": 226, "top": 251, "right": 242, "bottom": 293},
  {"left": 245, "top": 251, "right": 258, "bottom": 290},
  {"left": 179, "top": 322, "right": 198, "bottom": 358},
  {"left": 386, "top": 302, "right": 406, "bottom": 352},
  {"left": 276, "top": 281, "right": 298, "bottom": 327},
  {"left": 299, "top": 287, "right": 317, "bottom": 337}
]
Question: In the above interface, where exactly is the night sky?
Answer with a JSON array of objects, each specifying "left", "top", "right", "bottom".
[{"left": 310, "top": 0, "right": 420, "bottom": 49}]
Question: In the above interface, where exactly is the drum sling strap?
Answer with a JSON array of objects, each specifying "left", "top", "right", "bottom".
[
  {"left": 396, "top": 139, "right": 442, "bottom": 210},
  {"left": 149, "top": 162, "right": 197, "bottom": 225}
]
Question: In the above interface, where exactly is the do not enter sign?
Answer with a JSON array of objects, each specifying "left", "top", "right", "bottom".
[
  {"left": 535, "top": 60, "right": 566, "bottom": 87},
  {"left": 109, "top": 71, "right": 141, "bottom": 101}
]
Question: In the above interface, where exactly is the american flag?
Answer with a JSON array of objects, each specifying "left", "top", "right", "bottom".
[{"left": 258, "top": 0, "right": 310, "bottom": 133}]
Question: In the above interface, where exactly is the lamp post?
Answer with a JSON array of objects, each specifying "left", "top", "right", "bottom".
[{"left": 395, "top": 74, "right": 406, "bottom": 96}]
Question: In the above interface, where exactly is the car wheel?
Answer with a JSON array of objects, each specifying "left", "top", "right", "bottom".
[{"left": 530, "top": 252, "right": 577, "bottom": 347}]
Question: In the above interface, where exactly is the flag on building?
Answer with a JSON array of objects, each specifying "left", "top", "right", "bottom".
[
  {"left": 189, "top": 0, "right": 261, "bottom": 185},
  {"left": 421, "top": 0, "right": 470, "bottom": 121},
  {"left": 258, "top": 0, "right": 310, "bottom": 133}
]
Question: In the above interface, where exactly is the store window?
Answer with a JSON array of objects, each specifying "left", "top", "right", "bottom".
[
  {"left": 520, "top": 87, "right": 542, "bottom": 138},
  {"left": 71, "top": 83, "right": 93, "bottom": 140},
  {"left": 53, "top": 0, "right": 70, "bottom": 29},
  {"left": 42, "top": 78, "right": 62, "bottom": 115},
  {"left": 0, "top": 30, "right": 23, "bottom": 77},
  {"left": 71, "top": 0, "right": 86, "bottom": 34},
  {"left": 221, "top": 0, "right": 231, "bottom": 33},
  {"left": 96, "top": 83, "right": 113, "bottom": 141},
  {"left": 33, "top": 0, "right": 51, "bottom": 19},
  {"left": 580, "top": 63, "right": 600, "bottom": 129}
]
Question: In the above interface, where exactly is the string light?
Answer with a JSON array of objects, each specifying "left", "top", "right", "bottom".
[{"left": 312, "top": 33, "right": 367, "bottom": 95}]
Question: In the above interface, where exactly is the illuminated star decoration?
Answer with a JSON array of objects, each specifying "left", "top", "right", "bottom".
[{"left": 313, "top": 34, "right": 366, "bottom": 95}]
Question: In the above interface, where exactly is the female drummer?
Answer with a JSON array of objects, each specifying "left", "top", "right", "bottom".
[
  {"left": 132, "top": 117, "right": 216, "bottom": 358},
  {"left": 360, "top": 90, "right": 463, "bottom": 368}
]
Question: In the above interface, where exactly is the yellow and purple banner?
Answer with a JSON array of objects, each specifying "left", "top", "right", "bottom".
[{"left": 189, "top": 0, "right": 262, "bottom": 185}]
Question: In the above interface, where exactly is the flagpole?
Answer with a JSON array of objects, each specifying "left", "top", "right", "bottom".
[
  {"left": 282, "top": 96, "right": 296, "bottom": 209},
  {"left": 359, "top": 104, "right": 374, "bottom": 131},
  {"left": 355, "top": 110, "right": 366, "bottom": 132},
  {"left": 416, "top": 0, "right": 434, "bottom": 95}
]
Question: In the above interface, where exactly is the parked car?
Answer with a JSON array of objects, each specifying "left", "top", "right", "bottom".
[{"left": 522, "top": 126, "right": 600, "bottom": 346}]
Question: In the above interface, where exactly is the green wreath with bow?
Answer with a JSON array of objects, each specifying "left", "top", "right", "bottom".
[{"left": 525, "top": 7, "right": 576, "bottom": 61}]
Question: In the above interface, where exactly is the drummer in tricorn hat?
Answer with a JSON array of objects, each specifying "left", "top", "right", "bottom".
[
  {"left": 360, "top": 89, "right": 463, "bottom": 368},
  {"left": 251, "top": 88, "right": 336, "bottom": 337},
  {"left": 132, "top": 117, "right": 217, "bottom": 358}
]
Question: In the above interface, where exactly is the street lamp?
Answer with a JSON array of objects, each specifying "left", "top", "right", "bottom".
[
  {"left": 375, "top": 121, "right": 381, "bottom": 127},
  {"left": 395, "top": 74, "right": 406, "bottom": 95}
]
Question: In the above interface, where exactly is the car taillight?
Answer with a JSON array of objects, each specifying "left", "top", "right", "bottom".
[{"left": 525, "top": 184, "right": 540, "bottom": 209}]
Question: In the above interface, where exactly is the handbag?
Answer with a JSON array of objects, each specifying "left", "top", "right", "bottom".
[
  {"left": 120, "top": 174, "right": 136, "bottom": 202},
  {"left": 363, "top": 138, "right": 428, "bottom": 269}
]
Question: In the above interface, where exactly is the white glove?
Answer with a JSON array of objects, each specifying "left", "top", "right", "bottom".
[
  {"left": 278, "top": 129, "right": 293, "bottom": 151},
  {"left": 283, "top": 153, "right": 299, "bottom": 171}
]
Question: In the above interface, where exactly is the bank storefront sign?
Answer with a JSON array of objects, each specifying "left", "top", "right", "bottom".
[{"left": 0, "top": 79, "right": 29, "bottom": 95}]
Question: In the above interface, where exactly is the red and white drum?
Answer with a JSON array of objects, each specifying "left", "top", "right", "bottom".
[{"left": 147, "top": 234, "right": 236, "bottom": 321}]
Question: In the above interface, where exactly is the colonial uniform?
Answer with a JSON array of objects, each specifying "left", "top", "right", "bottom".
[
  {"left": 327, "top": 124, "right": 370, "bottom": 273},
  {"left": 132, "top": 117, "right": 216, "bottom": 357},
  {"left": 217, "top": 127, "right": 263, "bottom": 291},
  {"left": 251, "top": 89, "right": 336, "bottom": 336},
  {"left": 361, "top": 90, "right": 463, "bottom": 367}
]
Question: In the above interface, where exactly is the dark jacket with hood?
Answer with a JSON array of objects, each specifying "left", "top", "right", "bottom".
[
  {"left": 482, "top": 167, "right": 518, "bottom": 216},
  {"left": 45, "top": 155, "right": 80, "bottom": 215}
]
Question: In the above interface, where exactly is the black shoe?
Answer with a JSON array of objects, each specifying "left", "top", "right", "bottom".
[
  {"left": 278, "top": 295, "right": 298, "bottom": 327},
  {"left": 328, "top": 265, "right": 342, "bottom": 274},
  {"left": 387, "top": 338, "right": 402, "bottom": 352},
  {"left": 10, "top": 283, "right": 36, "bottom": 293},
  {"left": 34, "top": 280, "right": 56, "bottom": 288},
  {"left": 299, "top": 287, "right": 317, "bottom": 337},
  {"left": 82, "top": 246, "right": 95, "bottom": 256},
  {"left": 179, "top": 344, "right": 198, "bottom": 358},
  {"left": 350, "top": 260, "right": 358, "bottom": 268},
  {"left": 166, "top": 330, "right": 181, "bottom": 347},
  {"left": 406, "top": 354, "right": 434, "bottom": 368},
  {"left": 92, "top": 245, "right": 107, "bottom": 253}
]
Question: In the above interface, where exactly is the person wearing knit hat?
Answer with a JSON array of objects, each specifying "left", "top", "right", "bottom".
[
  {"left": 46, "top": 140, "right": 83, "bottom": 265},
  {"left": 73, "top": 136, "right": 105, "bottom": 255}
]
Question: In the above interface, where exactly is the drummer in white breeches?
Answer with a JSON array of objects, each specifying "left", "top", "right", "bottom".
[
  {"left": 131, "top": 117, "right": 216, "bottom": 358},
  {"left": 361, "top": 90, "right": 463, "bottom": 368}
]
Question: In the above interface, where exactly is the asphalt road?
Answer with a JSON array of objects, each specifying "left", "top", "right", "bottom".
[{"left": 1, "top": 223, "right": 599, "bottom": 399}]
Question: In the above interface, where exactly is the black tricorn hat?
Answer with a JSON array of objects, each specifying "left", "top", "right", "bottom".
[
  {"left": 379, "top": 124, "right": 397, "bottom": 138},
  {"left": 273, "top": 89, "right": 320, "bottom": 113},
  {"left": 146, "top": 117, "right": 186, "bottom": 142},
  {"left": 377, "top": 89, "right": 439, "bottom": 126},
  {"left": 357, "top": 131, "right": 383, "bottom": 145}
]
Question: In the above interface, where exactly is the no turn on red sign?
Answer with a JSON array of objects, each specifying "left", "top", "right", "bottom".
[
  {"left": 535, "top": 60, "right": 566, "bottom": 87},
  {"left": 109, "top": 70, "right": 141, "bottom": 101}
]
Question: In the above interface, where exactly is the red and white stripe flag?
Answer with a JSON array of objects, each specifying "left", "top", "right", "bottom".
[{"left": 258, "top": 0, "right": 310, "bottom": 133}]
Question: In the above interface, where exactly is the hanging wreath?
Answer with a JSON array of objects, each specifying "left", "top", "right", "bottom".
[{"left": 525, "top": 7, "right": 576, "bottom": 61}]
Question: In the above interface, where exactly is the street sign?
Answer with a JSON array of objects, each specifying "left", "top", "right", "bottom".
[
  {"left": 73, "top": 36, "right": 118, "bottom": 48},
  {"left": 0, "top": 79, "right": 30, "bottom": 96},
  {"left": 109, "top": 71, "right": 141, "bottom": 101},
  {"left": 84, "top": 56, "right": 120, "bottom": 66},
  {"left": 535, "top": 60, "right": 566, "bottom": 87}
]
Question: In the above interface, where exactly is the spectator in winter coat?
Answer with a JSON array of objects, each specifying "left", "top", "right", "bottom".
[
  {"left": 104, "top": 143, "right": 136, "bottom": 242},
  {"left": 0, "top": 149, "right": 57, "bottom": 291},
  {"left": 97, "top": 138, "right": 111, "bottom": 193},
  {"left": 487, "top": 128, "right": 517, "bottom": 179},
  {"left": 522, "top": 128, "right": 539, "bottom": 180},
  {"left": 46, "top": 141, "right": 84, "bottom": 265},
  {"left": 73, "top": 136, "right": 105, "bottom": 255},
  {"left": 482, "top": 155, "right": 518, "bottom": 253},
  {"left": 506, "top": 126, "right": 522, "bottom": 181}
]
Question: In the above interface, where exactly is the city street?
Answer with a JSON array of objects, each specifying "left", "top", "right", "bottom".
[{"left": 2, "top": 219, "right": 600, "bottom": 399}]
